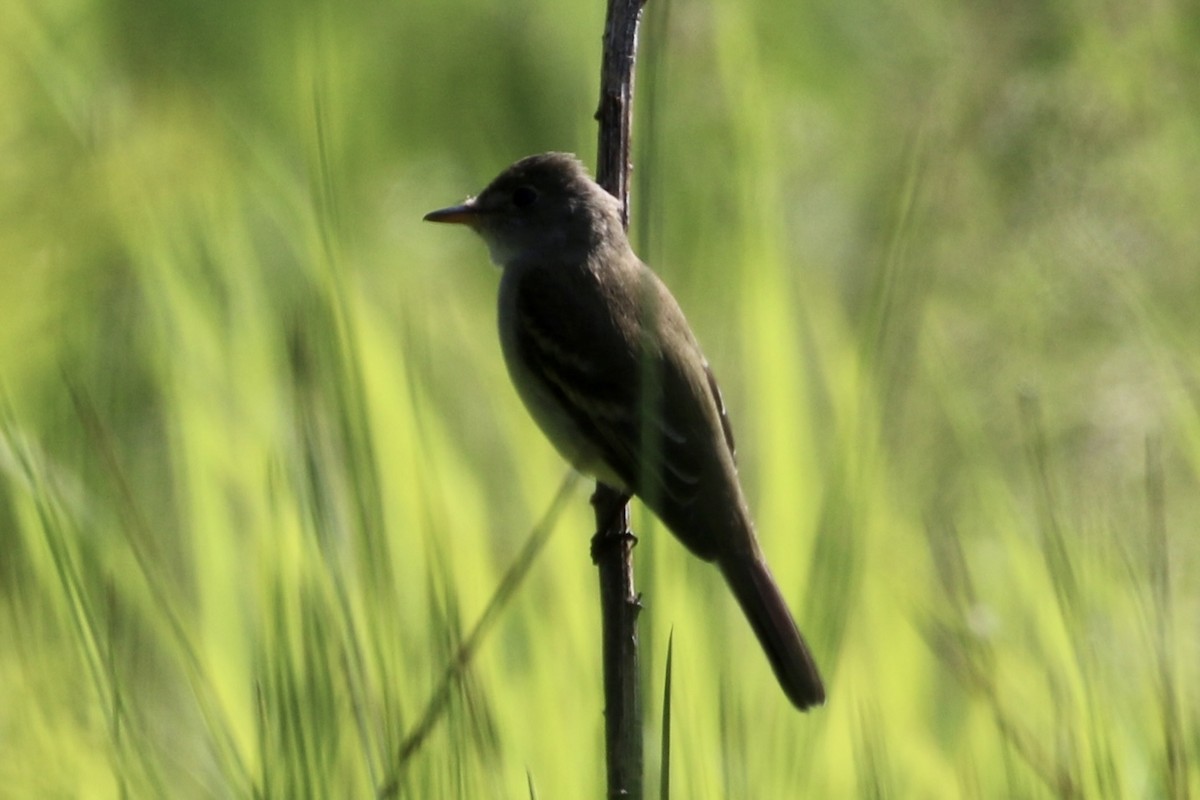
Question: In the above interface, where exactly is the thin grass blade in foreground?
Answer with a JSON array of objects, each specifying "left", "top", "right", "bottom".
[
  {"left": 659, "top": 629, "right": 673, "bottom": 800},
  {"left": 377, "top": 471, "right": 579, "bottom": 799}
]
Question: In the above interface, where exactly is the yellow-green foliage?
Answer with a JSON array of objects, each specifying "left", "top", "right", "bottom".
[{"left": 1, "top": 0, "right": 1196, "bottom": 797}]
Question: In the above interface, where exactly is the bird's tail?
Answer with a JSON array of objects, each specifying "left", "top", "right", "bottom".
[{"left": 719, "top": 554, "right": 826, "bottom": 710}]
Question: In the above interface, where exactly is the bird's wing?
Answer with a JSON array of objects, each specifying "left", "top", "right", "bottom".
[
  {"left": 511, "top": 263, "right": 716, "bottom": 508},
  {"left": 704, "top": 362, "right": 737, "bottom": 464}
]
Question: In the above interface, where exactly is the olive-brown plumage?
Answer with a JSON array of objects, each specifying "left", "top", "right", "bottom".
[{"left": 425, "top": 153, "right": 825, "bottom": 709}]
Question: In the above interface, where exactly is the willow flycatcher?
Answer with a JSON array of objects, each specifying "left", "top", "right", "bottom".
[{"left": 424, "top": 152, "right": 825, "bottom": 710}]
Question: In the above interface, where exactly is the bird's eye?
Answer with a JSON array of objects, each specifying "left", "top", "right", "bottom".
[{"left": 511, "top": 186, "right": 539, "bottom": 208}]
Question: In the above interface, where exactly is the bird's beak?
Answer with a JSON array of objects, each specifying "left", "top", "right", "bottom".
[{"left": 423, "top": 198, "right": 481, "bottom": 225}]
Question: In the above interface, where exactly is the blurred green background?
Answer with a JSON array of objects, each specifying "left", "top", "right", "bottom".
[{"left": 2, "top": 0, "right": 1197, "bottom": 796}]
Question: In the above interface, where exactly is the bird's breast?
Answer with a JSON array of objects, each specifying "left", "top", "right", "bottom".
[{"left": 496, "top": 267, "right": 626, "bottom": 489}]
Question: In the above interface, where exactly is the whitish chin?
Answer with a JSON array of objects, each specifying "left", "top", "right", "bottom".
[{"left": 482, "top": 237, "right": 519, "bottom": 268}]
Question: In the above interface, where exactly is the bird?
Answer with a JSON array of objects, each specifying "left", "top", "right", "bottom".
[{"left": 424, "top": 152, "right": 825, "bottom": 710}]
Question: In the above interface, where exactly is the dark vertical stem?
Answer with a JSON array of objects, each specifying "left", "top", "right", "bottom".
[
  {"left": 591, "top": 486, "right": 641, "bottom": 799},
  {"left": 595, "top": 0, "right": 648, "bottom": 226},
  {"left": 592, "top": 2, "right": 648, "bottom": 796}
]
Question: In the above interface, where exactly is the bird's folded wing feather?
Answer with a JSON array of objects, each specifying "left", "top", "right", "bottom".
[{"left": 512, "top": 264, "right": 723, "bottom": 507}]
